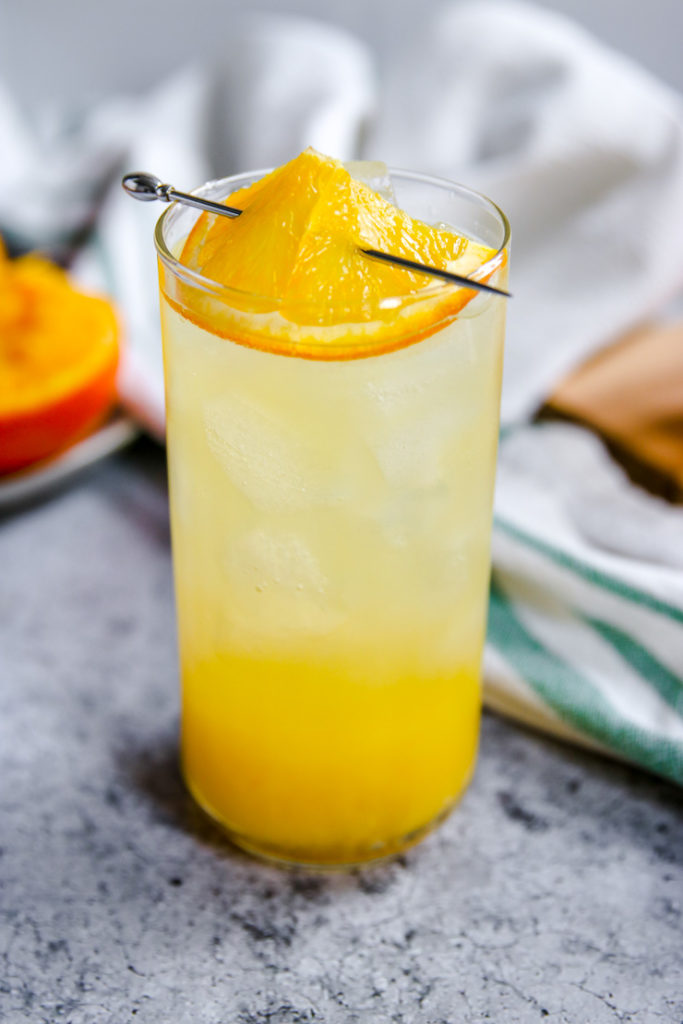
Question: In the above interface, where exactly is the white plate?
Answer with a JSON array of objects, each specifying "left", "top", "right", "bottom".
[{"left": 0, "top": 413, "right": 140, "bottom": 512}]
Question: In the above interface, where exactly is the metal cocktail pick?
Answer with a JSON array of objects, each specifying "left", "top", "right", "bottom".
[{"left": 122, "top": 172, "right": 511, "bottom": 298}]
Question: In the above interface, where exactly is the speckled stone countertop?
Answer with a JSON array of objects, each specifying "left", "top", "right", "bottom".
[{"left": 2, "top": 441, "right": 682, "bottom": 1024}]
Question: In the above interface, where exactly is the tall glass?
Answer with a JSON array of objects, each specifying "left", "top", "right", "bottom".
[{"left": 155, "top": 169, "right": 509, "bottom": 867}]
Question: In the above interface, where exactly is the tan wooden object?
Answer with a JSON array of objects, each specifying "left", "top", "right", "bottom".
[{"left": 543, "top": 321, "right": 683, "bottom": 502}]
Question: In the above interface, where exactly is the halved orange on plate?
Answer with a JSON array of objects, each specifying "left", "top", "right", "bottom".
[{"left": 0, "top": 241, "right": 120, "bottom": 474}]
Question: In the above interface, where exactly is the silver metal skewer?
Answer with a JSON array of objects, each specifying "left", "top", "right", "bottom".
[
  {"left": 122, "top": 172, "right": 511, "bottom": 298},
  {"left": 359, "top": 249, "right": 508, "bottom": 296},
  {"left": 123, "top": 172, "right": 242, "bottom": 218}
]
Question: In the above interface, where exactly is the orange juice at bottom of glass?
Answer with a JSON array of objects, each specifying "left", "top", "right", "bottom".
[{"left": 156, "top": 167, "right": 508, "bottom": 867}]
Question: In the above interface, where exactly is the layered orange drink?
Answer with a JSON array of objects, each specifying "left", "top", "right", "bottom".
[{"left": 155, "top": 149, "right": 509, "bottom": 865}]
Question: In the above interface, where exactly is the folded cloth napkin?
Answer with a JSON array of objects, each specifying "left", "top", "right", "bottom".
[
  {"left": 2, "top": 1, "right": 682, "bottom": 783},
  {"left": 489, "top": 422, "right": 683, "bottom": 784}
]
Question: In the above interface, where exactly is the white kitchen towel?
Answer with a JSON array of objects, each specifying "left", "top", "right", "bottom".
[
  {"left": 489, "top": 423, "right": 683, "bottom": 784},
  {"left": 1, "top": 2, "right": 682, "bottom": 782}
]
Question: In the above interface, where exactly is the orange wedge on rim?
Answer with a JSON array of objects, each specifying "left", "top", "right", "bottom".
[{"left": 175, "top": 148, "right": 503, "bottom": 359}]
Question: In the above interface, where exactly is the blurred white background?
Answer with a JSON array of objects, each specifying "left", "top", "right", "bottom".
[{"left": 2, "top": 0, "right": 682, "bottom": 110}]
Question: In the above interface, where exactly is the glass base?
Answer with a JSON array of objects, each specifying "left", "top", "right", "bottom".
[{"left": 186, "top": 775, "right": 471, "bottom": 869}]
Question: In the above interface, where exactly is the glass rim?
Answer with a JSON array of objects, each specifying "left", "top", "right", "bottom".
[{"left": 154, "top": 166, "right": 510, "bottom": 314}]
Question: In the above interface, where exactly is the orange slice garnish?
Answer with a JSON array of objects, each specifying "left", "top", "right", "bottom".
[{"left": 173, "top": 148, "right": 503, "bottom": 359}]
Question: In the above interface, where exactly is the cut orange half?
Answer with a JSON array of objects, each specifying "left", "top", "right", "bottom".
[{"left": 0, "top": 243, "right": 120, "bottom": 474}]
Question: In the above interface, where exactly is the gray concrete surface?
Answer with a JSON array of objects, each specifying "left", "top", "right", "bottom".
[{"left": 1, "top": 441, "right": 682, "bottom": 1024}]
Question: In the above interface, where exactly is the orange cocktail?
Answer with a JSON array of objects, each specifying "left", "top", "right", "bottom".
[{"left": 156, "top": 150, "right": 508, "bottom": 866}]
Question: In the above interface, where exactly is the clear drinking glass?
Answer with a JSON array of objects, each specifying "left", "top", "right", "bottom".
[{"left": 155, "top": 168, "right": 509, "bottom": 867}]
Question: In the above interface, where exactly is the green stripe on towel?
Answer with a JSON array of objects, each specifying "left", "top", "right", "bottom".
[
  {"left": 586, "top": 617, "right": 683, "bottom": 715},
  {"left": 488, "top": 579, "right": 683, "bottom": 784},
  {"left": 494, "top": 517, "right": 683, "bottom": 626}
]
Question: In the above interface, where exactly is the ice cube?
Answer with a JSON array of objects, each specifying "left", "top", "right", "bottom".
[
  {"left": 225, "top": 527, "right": 345, "bottom": 639},
  {"left": 228, "top": 527, "right": 328, "bottom": 594},
  {"left": 344, "top": 160, "right": 396, "bottom": 205},
  {"left": 367, "top": 392, "right": 468, "bottom": 490},
  {"left": 362, "top": 327, "right": 467, "bottom": 419},
  {"left": 204, "top": 393, "right": 332, "bottom": 511}
]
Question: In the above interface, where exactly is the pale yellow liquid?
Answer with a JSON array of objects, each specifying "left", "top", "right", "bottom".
[{"left": 160, "top": 286, "right": 505, "bottom": 865}]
